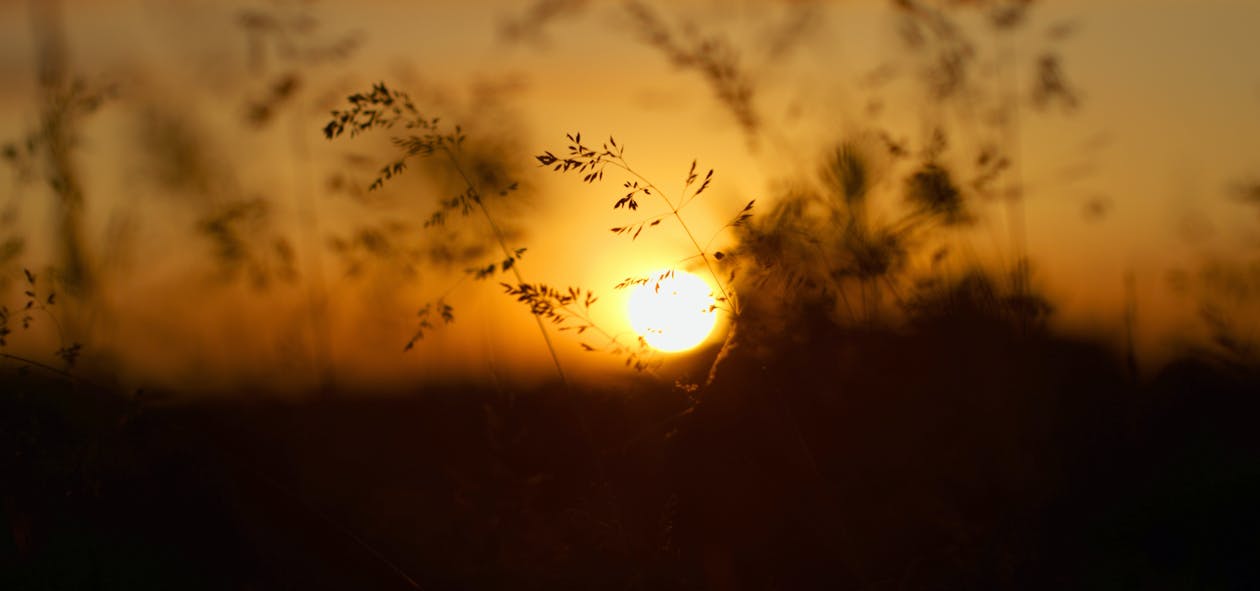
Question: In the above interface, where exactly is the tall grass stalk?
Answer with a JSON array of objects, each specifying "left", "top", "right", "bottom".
[
  {"left": 30, "top": 0, "right": 94, "bottom": 299},
  {"left": 322, "top": 83, "right": 570, "bottom": 382},
  {"left": 444, "top": 145, "right": 569, "bottom": 383},
  {"left": 536, "top": 135, "right": 753, "bottom": 383},
  {"left": 324, "top": 83, "right": 635, "bottom": 566}
]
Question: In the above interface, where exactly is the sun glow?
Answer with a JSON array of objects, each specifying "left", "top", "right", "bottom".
[{"left": 626, "top": 269, "right": 719, "bottom": 353}]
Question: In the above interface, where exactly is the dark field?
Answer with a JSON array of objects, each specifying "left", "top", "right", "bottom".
[{"left": 5, "top": 310, "right": 1258, "bottom": 590}]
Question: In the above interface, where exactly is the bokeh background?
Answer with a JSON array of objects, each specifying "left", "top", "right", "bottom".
[{"left": 1, "top": 0, "right": 1259, "bottom": 392}]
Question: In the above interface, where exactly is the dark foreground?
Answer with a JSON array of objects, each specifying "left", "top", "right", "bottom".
[{"left": 4, "top": 320, "right": 1259, "bottom": 589}]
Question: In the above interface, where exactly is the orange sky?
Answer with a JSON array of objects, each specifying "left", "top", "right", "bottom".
[{"left": 1, "top": 0, "right": 1259, "bottom": 392}]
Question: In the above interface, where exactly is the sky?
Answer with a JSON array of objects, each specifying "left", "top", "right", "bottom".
[{"left": 1, "top": 0, "right": 1259, "bottom": 393}]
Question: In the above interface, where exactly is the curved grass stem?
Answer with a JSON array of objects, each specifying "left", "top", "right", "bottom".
[
  {"left": 441, "top": 145, "right": 568, "bottom": 384},
  {"left": 609, "top": 160, "right": 739, "bottom": 315}
]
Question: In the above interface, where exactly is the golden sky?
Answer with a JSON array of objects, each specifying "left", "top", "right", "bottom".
[{"left": 1, "top": 0, "right": 1259, "bottom": 392}]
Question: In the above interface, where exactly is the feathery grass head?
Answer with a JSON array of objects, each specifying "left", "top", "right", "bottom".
[{"left": 905, "top": 162, "right": 972, "bottom": 226}]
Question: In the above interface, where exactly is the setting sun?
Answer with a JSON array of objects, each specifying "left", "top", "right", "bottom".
[{"left": 626, "top": 269, "right": 719, "bottom": 353}]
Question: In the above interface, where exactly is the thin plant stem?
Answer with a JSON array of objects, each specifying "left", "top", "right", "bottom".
[
  {"left": 602, "top": 157, "right": 747, "bottom": 390},
  {"left": 29, "top": 0, "right": 93, "bottom": 298},
  {"left": 0, "top": 352, "right": 103, "bottom": 390},
  {"left": 608, "top": 161, "right": 738, "bottom": 315},
  {"left": 439, "top": 145, "right": 568, "bottom": 384},
  {"left": 33, "top": 301, "right": 68, "bottom": 349},
  {"left": 440, "top": 146, "right": 637, "bottom": 565},
  {"left": 552, "top": 298, "right": 660, "bottom": 379}
]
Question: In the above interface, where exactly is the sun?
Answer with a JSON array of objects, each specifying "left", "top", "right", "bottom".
[{"left": 627, "top": 269, "right": 719, "bottom": 353}]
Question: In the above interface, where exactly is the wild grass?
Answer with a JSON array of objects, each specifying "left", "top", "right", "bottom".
[
  {"left": 534, "top": 132, "right": 753, "bottom": 377},
  {"left": 0, "top": 1, "right": 109, "bottom": 379},
  {"left": 322, "top": 81, "right": 580, "bottom": 381},
  {"left": 3, "top": 1, "right": 1260, "bottom": 589}
]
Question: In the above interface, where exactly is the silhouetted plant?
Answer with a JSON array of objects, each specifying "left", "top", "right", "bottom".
[
  {"left": 1, "top": 76, "right": 112, "bottom": 296},
  {"left": 502, "top": 282, "right": 652, "bottom": 371},
  {"left": 905, "top": 162, "right": 972, "bottom": 225},
  {"left": 1168, "top": 256, "right": 1260, "bottom": 366},
  {"left": 1, "top": 2, "right": 114, "bottom": 375},
  {"left": 199, "top": 199, "right": 299, "bottom": 289},
  {"left": 824, "top": 143, "right": 872, "bottom": 209},
  {"left": 404, "top": 299, "right": 455, "bottom": 353},
  {"left": 888, "top": 0, "right": 1084, "bottom": 311},
  {"left": 129, "top": 99, "right": 303, "bottom": 294},
  {"left": 325, "top": 82, "right": 593, "bottom": 377},
  {"left": 733, "top": 135, "right": 921, "bottom": 324},
  {"left": 1233, "top": 179, "right": 1260, "bottom": 215},
  {"left": 325, "top": 220, "right": 422, "bottom": 279},
  {"left": 623, "top": 0, "right": 760, "bottom": 138},
  {"left": 132, "top": 107, "right": 225, "bottom": 201},
  {"left": 30, "top": 0, "right": 115, "bottom": 298},
  {"left": 1030, "top": 53, "right": 1081, "bottom": 113},
  {"left": 326, "top": 84, "right": 647, "bottom": 565},
  {"left": 903, "top": 267, "right": 1051, "bottom": 329},
  {"left": 0, "top": 267, "right": 82, "bottom": 373},
  {"left": 727, "top": 123, "right": 1059, "bottom": 335},
  {"left": 892, "top": 0, "right": 980, "bottom": 102},
  {"left": 506, "top": 1, "right": 823, "bottom": 147},
  {"left": 498, "top": 0, "right": 590, "bottom": 45},
  {"left": 1156, "top": 173, "right": 1260, "bottom": 366},
  {"left": 237, "top": 0, "right": 361, "bottom": 127},
  {"left": 536, "top": 132, "right": 756, "bottom": 382},
  {"left": 233, "top": 0, "right": 366, "bottom": 392},
  {"left": 538, "top": 133, "right": 746, "bottom": 311}
]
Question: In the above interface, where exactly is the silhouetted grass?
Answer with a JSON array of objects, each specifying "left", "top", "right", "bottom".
[{"left": 4, "top": 1, "right": 1260, "bottom": 589}]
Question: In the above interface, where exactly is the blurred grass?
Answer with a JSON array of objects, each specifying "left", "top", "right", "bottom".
[{"left": 3, "top": 2, "right": 1260, "bottom": 588}]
